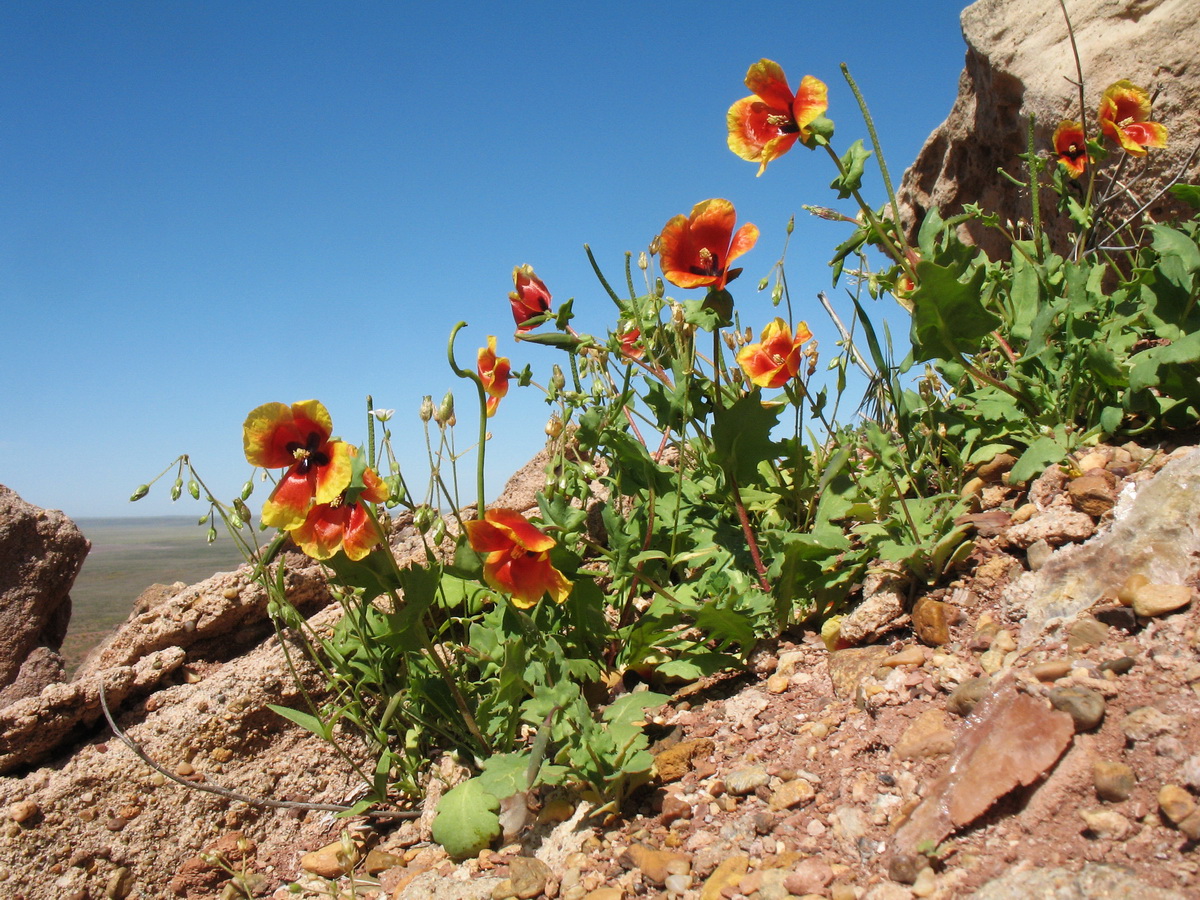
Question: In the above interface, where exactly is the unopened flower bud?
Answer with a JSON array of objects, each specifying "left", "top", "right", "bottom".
[
  {"left": 170, "top": 477, "right": 183, "bottom": 501},
  {"left": 197, "top": 513, "right": 209, "bottom": 525},
  {"left": 432, "top": 517, "right": 447, "bottom": 545},
  {"left": 434, "top": 391, "right": 454, "bottom": 426},
  {"left": 188, "top": 479, "right": 200, "bottom": 500},
  {"left": 786, "top": 215, "right": 795, "bottom": 235},
  {"left": 240, "top": 480, "right": 254, "bottom": 500},
  {"left": 419, "top": 395, "right": 435, "bottom": 423},
  {"left": 207, "top": 525, "right": 218, "bottom": 544},
  {"left": 637, "top": 251, "right": 648, "bottom": 271},
  {"left": 130, "top": 484, "right": 150, "bottom": 502},
  {"left": 414, "top": 505, "right": 435, "bottom": 533},
  {"left": 648, "top": 235, "right": 661, "bottom": 256},
  {"left": 550, "top": 364, "right": 566, "bottom": 394},
  {"left": 546, "top": 414, "right": 564, "bottom": 439},
  {"left": 229, "top": 511, "right": 245, "bottom": 530},
  {"left": 234, "top": 497, "right": 252, "bottom": 523}
]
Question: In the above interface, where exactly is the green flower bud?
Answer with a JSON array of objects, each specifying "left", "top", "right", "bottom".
[
  {"left": 170, "top": 478, "right": 183, "bottom": 501},
  {"left": 241, "top": 480, "right": 254, "bottom": 500},
  {"left": 550, "top": 364, "right": 566, "bottom": 394},
  {"left": 414, "top": 505, "right": 435, "bottom": 533},
  {"left": 207, "top": 525, "right": 218, "bottom": 544},
  {"left": 197, "top": 513, "right": 209, "bottom": 525},
  {"left": 130, "top": 485, "right": 150, "bottom": 502},
  {"left": 431, "top": 517, "right": 447, "bottom": 545},
  {"left": 188, "top": 479, "right": 200, "bottom": 500},
  {"left": 234, "top": 498, "right": 252, "bottom": 524},
  {"left": 229, "top": 512, "right": 244, "bottom": 530},
  {"left": 434, "top": 391, "right": 454, "bottom": 426},
  {"left": 419, "top": 395, "right": 434, "bottom": 423}
]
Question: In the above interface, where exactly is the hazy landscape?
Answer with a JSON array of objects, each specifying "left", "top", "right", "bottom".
[{"left": 64, "top": 517, "right": 252, "bottom": 672}]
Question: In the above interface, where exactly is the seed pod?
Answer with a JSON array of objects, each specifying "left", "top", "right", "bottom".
[
  {"left": 419, "top": 395, "right": 435, "bottom": 423},
  {"left": 130, "top": 485, "right": 150, "bottom": 502},
  {"left": 545, "top": 414, "right": 564, "bottom": 439},
  {"left": 637, "top": 251, "right": 648, "bottom": 271}
]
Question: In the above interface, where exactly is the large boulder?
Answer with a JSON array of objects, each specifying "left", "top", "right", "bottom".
[
  {"left": 897, "top": 0, "right": 1200, "bottom": 259},
  {"left": 0, "top": 486, "right": 89, "bottom": 707}
]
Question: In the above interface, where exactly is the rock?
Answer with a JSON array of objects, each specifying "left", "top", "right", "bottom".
[
  {"left": 724, "top": 766, "right": 769, "bottom": 795},
  {"left": 301, "top": 839, "right": 355, "bottom": 878},
  {"left": 618, "top": 843, "right": 690, "bottom": 885},
  {"left": 363, "top": 848, "right": 406, "bottom": 875},
  {"left": 839, "top": 562, "right": 909, "bottom": 645},
  {"left": 1011, "top": 450, "right": 1200, "bottom": 643},
  {"left": 977, "top": 453, "right": 1018, "bottom": 482},
  {"left": 1067, "top": 616, "right": 1110, "bottom": 650},
  {"left": 1093, "top": 760, "right": 1135, "bottom": 802},
  {"left": 1121, "top": 706, "right": 1180, "bottom": 743},
  {"left": 1157, "top": 784, "right": 1197, "bottom": 826},
  {"left": 1030, "top": 659, "right": 1071, "bottom": 682},
  {"left": 768, "top": 779, "right": 816, "bottom": 810},
  {"left": 1131, "top": 583, "right": 1193, "bottom": 617},
  {"left": 0, "top": 486, "right": 88, "bottom": 706},
  {"left": 8, "top": 800, "right": 38, "bottom": 824},
  {"left": 654, "top": 738, "right": 714, "bottom": 782},
  {"left": 972, "top": 863, "right": 1188, "bottom": 900},
  {"left": 1005, "top": 508, "right": 1096, "bottom": 550},
  {"left": 1068, "top": 470, "right": 1118, "bottom": 517},
  {"left": 699, "top": 856, "right": 747, "bottom": 900},
  {"left": 897, "top": 0, "right": 1200, "bottom": 261},
  {"left": 883, "top": 646, "right": 925, "bottom": 667},
  {"left": 827, "top": 646, "right": 891, "bottom": 700},
  {"left": 894, "top": 709, "right": 955, "bottom": 759},
  {"left": 507, "top": 856, "right": 552, "bottom": 899},
  {"left": 946, "top": 676, "right": 991, "bottom": 717},
  {"left": 765, "top": 673, "right": 790, "bottom": 694},
  {"left": 1079, "top": 808, "right": 1131, "bottom": 839},
  {"left": 1047, "top": 685, "right": 1106, "bottom": 731},
  {"left": 911, "top": 598, "right": 952, "bottom": 646},
  {"left": 783, "top": 858, "right": 834, "bottom": 895},
  {"left": 891, "top": 680, "right": 1074, "bottom": 864},
  {"left": 1026, "top": 539, "right": 1054, "bottom": 572}
]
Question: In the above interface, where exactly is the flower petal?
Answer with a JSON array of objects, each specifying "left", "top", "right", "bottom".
[
  {"left": 313, "top": 441, "right": 354, "bottom": 506},
  {"left": 485, "top": 508, "right": 557, "bottom": 553},
  {"left": 243, "top": 400, "right": 333, "bottom": 469},
  {"left": 743, "top": 59, "right": 794, "bottom": 112},
  {"left": 792, "top": 75, "right": 828, "bottom": 136},
  {"left": 726, "top": 223, "right": 760, "bottom": 266}
]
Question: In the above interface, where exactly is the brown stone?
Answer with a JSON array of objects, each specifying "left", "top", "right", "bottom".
[
  {"left": 1093, "top": 760, "right": 1135, "bottom": 802},
  {"left": 1068, "top": 470, "right": 1118, "bottom": 517},
  {"left": 827, "top": 646, "right": 891, "bottom": 700},
  {"left": 912, "top": 598, "right": 952, "bottom": 646},
  {"left": 700, "top": 855, "right": 748, "bottom": 900},
  {"left": 618, "top": 843, "right": 690, "bottom": 885},
  {"left": 653, "top": 738, "right": 714, "bottom": 782},
  {"left": 894, "top": 709, "right": 956, "bottom": 759}
]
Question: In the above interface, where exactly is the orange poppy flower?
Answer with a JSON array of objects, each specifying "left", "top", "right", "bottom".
[
  {"left": 478, "top": 336, "right": 511, "bottom": 417},
  {"left": 728, "top": 60, "right": 828, "bottom": 176},
  {"left": 290, "top": 465, "right": 389, "bottom": 561},
  {"left": 464, "top": 508, "right": 572, "bottom": 608},
  {"left": 243, "top": 400, "right": 353, "bottom": 530},
  {"left": 1052, "top": 121, "right": 1089, "bottom": 178},
  {"left": 658, "top": 199, "right": 759, "bottom": 291},
  {"left": 736, "top": 318, "right": 813, "bottom": 389},
  {"left": 509, "top": 264, "right": 552, "bottom": 332},
  {"left": 1098, "top": 81, "right": 1167, "bottom": 156}
]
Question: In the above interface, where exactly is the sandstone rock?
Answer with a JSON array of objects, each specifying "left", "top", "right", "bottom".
[
  {"left": 838, "top": 562, "right": 909, "bottom": 645},
  {"left": 1079, "top": 808, "right": 1131, "bottom": 840},
  {"left": 699, "top": 856, "right": 747, "bottom": 900},
  {"left": 1157, "top": 784, "right": 1197, "bottom": 826},
  {"left": 827, "top": 646, "right": 891, "bottom": 700},
  {"left": 897, "top": 0, "right": 1200, "bottom": 260},
  {"left": 1068, "top": 470, "right": 1118, "bottom": 517},
  {"left": 1093, "top": 760, "right": 1135, "bottom": 802},
  {"left": 768, "top": 779, "right": 815, "bottom": 811},
  {"left": 1004, "top": 508, "right": 1096, "bottom": 550},
  {"left": 618, "top": 843, "right": 689, "bottom": 885},
  {"left": 0, "top": 486, "right": 89, "bottom": 706},
  {"left": 653, "top": 738, "right": 714, "bottom": 782},
  {"left": 972, "top": 863, "right": 1187, "bottom": 900},
  {"left": 894, "top": 709, "right": 956, "bottom": 760}
]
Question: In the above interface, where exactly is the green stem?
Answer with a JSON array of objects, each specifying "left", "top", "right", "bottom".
[
  {"left": 446, "top": 322, "right": 488, "bottom": 519},
  {"left": 840, "top": 63, "right": 914, "bottom": 261},
  {"left": 821, "top": 143, "right": 913, "bottom": 281}
]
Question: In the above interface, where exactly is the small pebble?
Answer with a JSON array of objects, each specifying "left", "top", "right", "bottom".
[
  {"left": 1079, "top": 808, "right": 1131, "bottom": 840},
  {"left": 1048, "top": 685, "right": 1106, "bottom": 731},
  {"left": 1097, "top": 656, "right": 1136, "bottom": 676},
  {"left": 8, "top": 801, "right": 38, "bottom": 824},
  {"left": 724, "top": 766, "right": 770, "bottom": 796},
  {"left": 946, "top": 676, "right": 991, "bottom": 717},
  {"left": 1093, "top": 760, "right": 1135, "bottom": 802},
  {"left": 1132, "top": 583, "right": 1193, "bottom": 618},
  {"left": 1031, "top": 659, "right": 1071, "bottom": 682},
  {"left": 1158, "top": 784, "right": 1197, "bottom": 826}
]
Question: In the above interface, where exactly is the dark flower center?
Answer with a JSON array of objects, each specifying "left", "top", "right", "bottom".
[{"left": 287, "top": 431, "right": 330, "bottom": 474}]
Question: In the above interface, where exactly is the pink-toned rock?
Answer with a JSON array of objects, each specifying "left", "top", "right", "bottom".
[
  {"left": 891, "top": 680, "right": 1074, "bottom": 869},
  {"left": 1004, "top": 507, "right": 1096, "bottom": 549},
  {"left": 894, "top": 709, "right": 956, "bottom": 759},
  {"left": 0, "top": 487, "right": 88, "bottom": 707}
]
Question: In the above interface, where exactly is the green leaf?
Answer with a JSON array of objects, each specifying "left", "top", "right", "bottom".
[
  {"left": 1169, "top": 184, "right": 1200, "bottom": 209},
  {"left": 1009, "top": 436, "right": 1068, "bottom": 484},
  {"left": 477, "top": 752, "right": 535, "bottom": 797},
  {"left": 829, "top": 140, "right": 872, "bottom": 199},
  {"left": 712, "top": 390, "right": 782, "bottom": 483},
  {"left": 908, "top": 260, "right": 999, "bottom": 362},
  {"left": 267, "top": 704, "right": 331, "bottom": 741},
  {"left": 431, "top": 779, "right": 501, "bottom": 859}
]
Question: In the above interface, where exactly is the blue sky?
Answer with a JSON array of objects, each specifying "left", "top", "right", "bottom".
[{"left": 2, "top": 1, "right": 969, "bottom": 519}]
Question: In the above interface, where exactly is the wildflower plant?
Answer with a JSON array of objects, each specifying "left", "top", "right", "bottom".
[{"left": 134, "top": 9, "right": 1199, "bottom": 865}]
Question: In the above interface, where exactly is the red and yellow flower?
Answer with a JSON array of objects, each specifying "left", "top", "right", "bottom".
[
  {"left": 618, "top": 325, "right": 644, "bottom": 360},
  {"left": 736, "top": 318, "right": 813, "bottom": 389},
  {"left": 478, "top": 336, "right": 511, "bottom": 417},
  {"left": 727, "top": 60, "right": 828, "bottom": 176},
  {"left": 509, "top": 264, "right": 552, "bottom": 332},
  {"left": 658, "top": 199, "right": 759, "bottom": 291},
  {"left": 243, "top": 400, "right": 353, "bottom": 530},
  {"left": 1098, "top": 80, "right": 1167, "bottom": 156},
  {"left": 464, "top": 508, "right": 572, "bottom": 608},
  {"left": 290, "top": 464, "right": 389, "bottom": 561},
  {"left": 1052, "top": 120, "right": 1090, "bottom": 178}
]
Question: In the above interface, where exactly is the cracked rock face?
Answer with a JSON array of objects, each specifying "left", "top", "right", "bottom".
[
  {"left": 897, "top": 0, "right": 1200, "bottom": 260},
  {"left": 0, "top": 486, "right": 89, "bottom": 708}
]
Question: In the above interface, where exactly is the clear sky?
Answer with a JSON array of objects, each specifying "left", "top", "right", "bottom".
[{"left": 2, "top": 0, "right": 970, "bottom": 520}]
